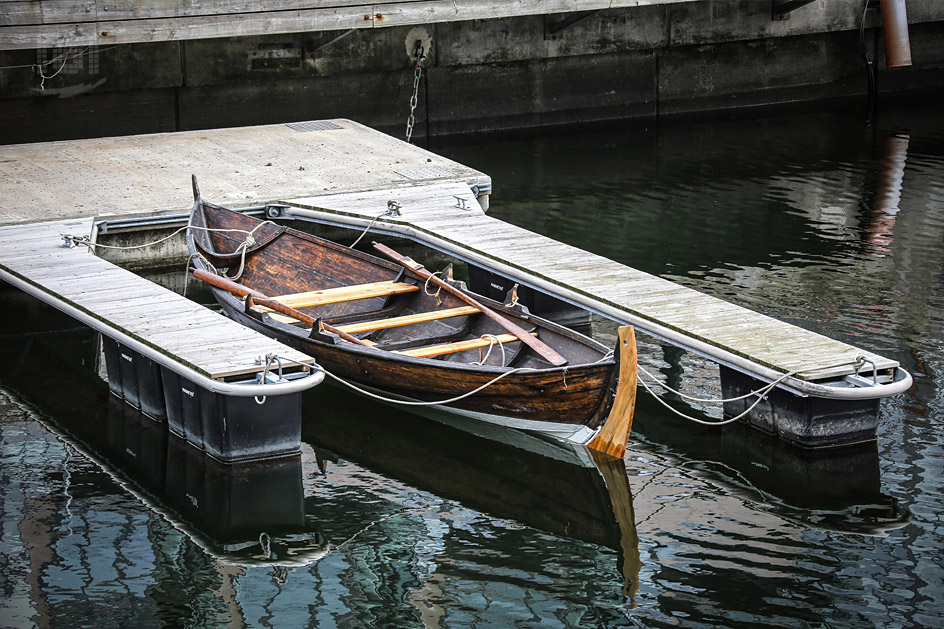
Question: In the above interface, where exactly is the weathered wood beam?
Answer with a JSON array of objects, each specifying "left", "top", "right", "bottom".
[{"left": 0, "top": 0, "right": 698, "bottom": 50}]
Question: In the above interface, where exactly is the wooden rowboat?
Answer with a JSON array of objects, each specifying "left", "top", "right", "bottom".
[{"left": 186, "top": 180, "right": 637, "bottom": 457}]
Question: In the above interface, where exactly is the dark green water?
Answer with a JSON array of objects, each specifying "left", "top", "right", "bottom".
[{"left": 2, "top": 101, "right": 943, "bottom": 627}]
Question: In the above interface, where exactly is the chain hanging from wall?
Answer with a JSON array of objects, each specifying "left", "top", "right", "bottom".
[{"left": 405, "top": 41, "right": 427, "bottom": 144}]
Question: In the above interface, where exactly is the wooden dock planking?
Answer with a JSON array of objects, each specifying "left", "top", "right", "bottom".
[
  {"left": 0, "top": 219, "right": 315, "bottom": 380},
  {"left": 284, "top": 182, "right": 899, "bottom": 382},
  {"left": 0, "top": 121, "right": 901, "bottom": 393}
]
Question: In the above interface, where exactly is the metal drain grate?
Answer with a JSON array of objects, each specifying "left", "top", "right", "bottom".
[
  {"left": 396, "top": 166, "right": 455, "bottom": 180},
  {"left": 285, "top": 120, "right": 343, "bottom": 132}
]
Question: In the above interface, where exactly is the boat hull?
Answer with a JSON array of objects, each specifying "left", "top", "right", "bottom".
[
  {"left": 186, "top": 187, "right": 632, "bottom": 452},
  {"left": 217, "top": 295, "right": 620, "bottom": 432}
]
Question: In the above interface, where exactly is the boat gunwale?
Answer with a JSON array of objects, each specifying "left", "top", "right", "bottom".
[{"left": 190, "top": 200, "right": 616, "bottom": 374}]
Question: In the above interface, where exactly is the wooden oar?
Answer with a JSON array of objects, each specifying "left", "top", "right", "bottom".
[
  {"left": 189, "top": 268, "right": 372, "bottom": 347},
  {"left": 372, "top": 242, "right": 568, "bottom": 367}
]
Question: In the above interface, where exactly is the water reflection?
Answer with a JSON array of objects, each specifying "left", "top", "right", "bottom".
[
  {"left": 435, "top": 100, "right": 944, "bottom": 625},
  {"left": 301, "top": 385, "right": 642, "bottom": 601},
  {"left": 0, "top": 290, "right": 642, "bottom": 625},
  {"left": 0, "top": 321, "right": 322, "bottom": 567},
  {"left": 3, "top": 99, "right": 943, "bottom": 625},
  {"left": 867, "top": 132, "right": 909, "bottom": 254}
]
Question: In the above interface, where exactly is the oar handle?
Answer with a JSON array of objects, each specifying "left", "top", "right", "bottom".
[
  {"left": 371, "top": 242, "right": 568, "bottom": 366},
  {"left": 189, "top": 268, "right": 371, "bottom": 347}
]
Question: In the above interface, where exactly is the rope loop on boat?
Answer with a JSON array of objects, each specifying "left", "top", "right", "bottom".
[
  {"left": 224, "top": 232, "right": 257, "bottom": 281},
  {"left": 474, "top": 334, "right": 506, "bottom": 367},
  {"left": 423, "top": 271, "right": 443, "bottom": 305},
  {"left": 504, "top": 284, "right": 521, "bottom": 308}
]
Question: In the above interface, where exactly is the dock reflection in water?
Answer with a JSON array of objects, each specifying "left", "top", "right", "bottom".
[
  {"left": 630, "top": 387, "right": 911, "bottom": 536},
  {"left": 4, "top": 100, "right": 942, "bottom": 624},
  {"left": 0, "top": 295, "right": 643, "bottom": 625}
]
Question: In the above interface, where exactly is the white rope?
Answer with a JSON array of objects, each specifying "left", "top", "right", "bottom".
[
  {"left": 317, "top": 364, "right": 535, "bottom": 406},
  {"left": 638, "top": 364, "right": 794, "bottom": 404},
  {"left": 349, "top": 213, "right": 385, "bottom": 249},
  {"left": 223, "top": 233, "right": 256, "bottom": 281},
  {"left": 637, "top": 368, "right": 784, "bottom": 426},
  {"left": 638, "top": 356, "right": 866, "bottom": 404},
  {"left": 635, "top": 356, "right": 867, "bottom": 426},
  {"left": 279, "top": 354, "right": 536, "bottom": 407},
  {"left": 349, "top": 201, "right": 402, "bottom": 248},
  {"left": 474, "top": 334, "right": 506, "bottom": 366},
  {"left": 62, "top": 224, "right": 265, "bottom": 252},
  {"left": 36, "top": 47, "right": 81, "bottom": 90}
]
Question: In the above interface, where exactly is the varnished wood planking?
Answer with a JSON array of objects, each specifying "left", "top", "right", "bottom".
[
  {"left": 337, "top": 305, "right": 480, "bottom": 334},
  {"left": 266, "top": 281, "right": 419, "bottom": 309},
  {"left": 396, "top": 333, "right": 530, "bottom": 358}
]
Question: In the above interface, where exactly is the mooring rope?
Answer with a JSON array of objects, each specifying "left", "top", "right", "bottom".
[
  {"left": 635, "top": 356, "right": 868, "bottom": 426},
  {"left": 61, "top": 223, "right": 272, "bottom": 253},
  {"left": 63, "top": 221, "right": 278, "bottom": 286},
  {"left": 318, "top": 364, "right": 536, "bottom": 407},
  {"left": 349, "top": 200, "right": 402, "bottom": 249},
  {"left": 275, "top": 354, "right": 535, "bottom": 407},
  {"left": 637, "top": 369, "right": 787, "bottom": 427},
  {"left": 275, "top": 350, "right": 868, "bottom": 425},
  {"left": 348, "top": 213, "right": 385, "bottom": 249}
]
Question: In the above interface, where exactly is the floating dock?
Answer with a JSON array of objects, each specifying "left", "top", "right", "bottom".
[
  {"left": 0, "top": 119, "right": 912, "bottom": 448},
  {"left": 0, "top": 218, "right": 324, "bottom": 462},
  {"left": 273, "top": 180, "right": 912, "bottom": 447}
]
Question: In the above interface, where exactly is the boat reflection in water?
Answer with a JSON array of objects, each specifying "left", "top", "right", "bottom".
[
  {"left": 302, "top": 384, "right": 642, "bottom": 601},
  {"left": 0, "top": 292, "right": 642, "bottom": 603}
]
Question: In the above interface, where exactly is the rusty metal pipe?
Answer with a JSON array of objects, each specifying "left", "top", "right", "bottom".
[{"left": 880, "top": 0, "right": 912, "bottom": 68}]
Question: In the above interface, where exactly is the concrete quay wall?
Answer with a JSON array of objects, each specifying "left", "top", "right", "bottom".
[{"left": 1, "top": 1, "right": 942, "bottom": 144}]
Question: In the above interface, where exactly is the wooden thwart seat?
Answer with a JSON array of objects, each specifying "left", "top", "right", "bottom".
[
  {"left": 258, "top": 304, "right": 479, "bottom": 332},
  {"left": 259, "top": 280, "right": 419, "bottom": 310},
  {"left": 397, "top": 332, "right": 537, "bottom": 358},
  {"left": 336, "top": 305, "right": 480, "bottom": 334}
]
